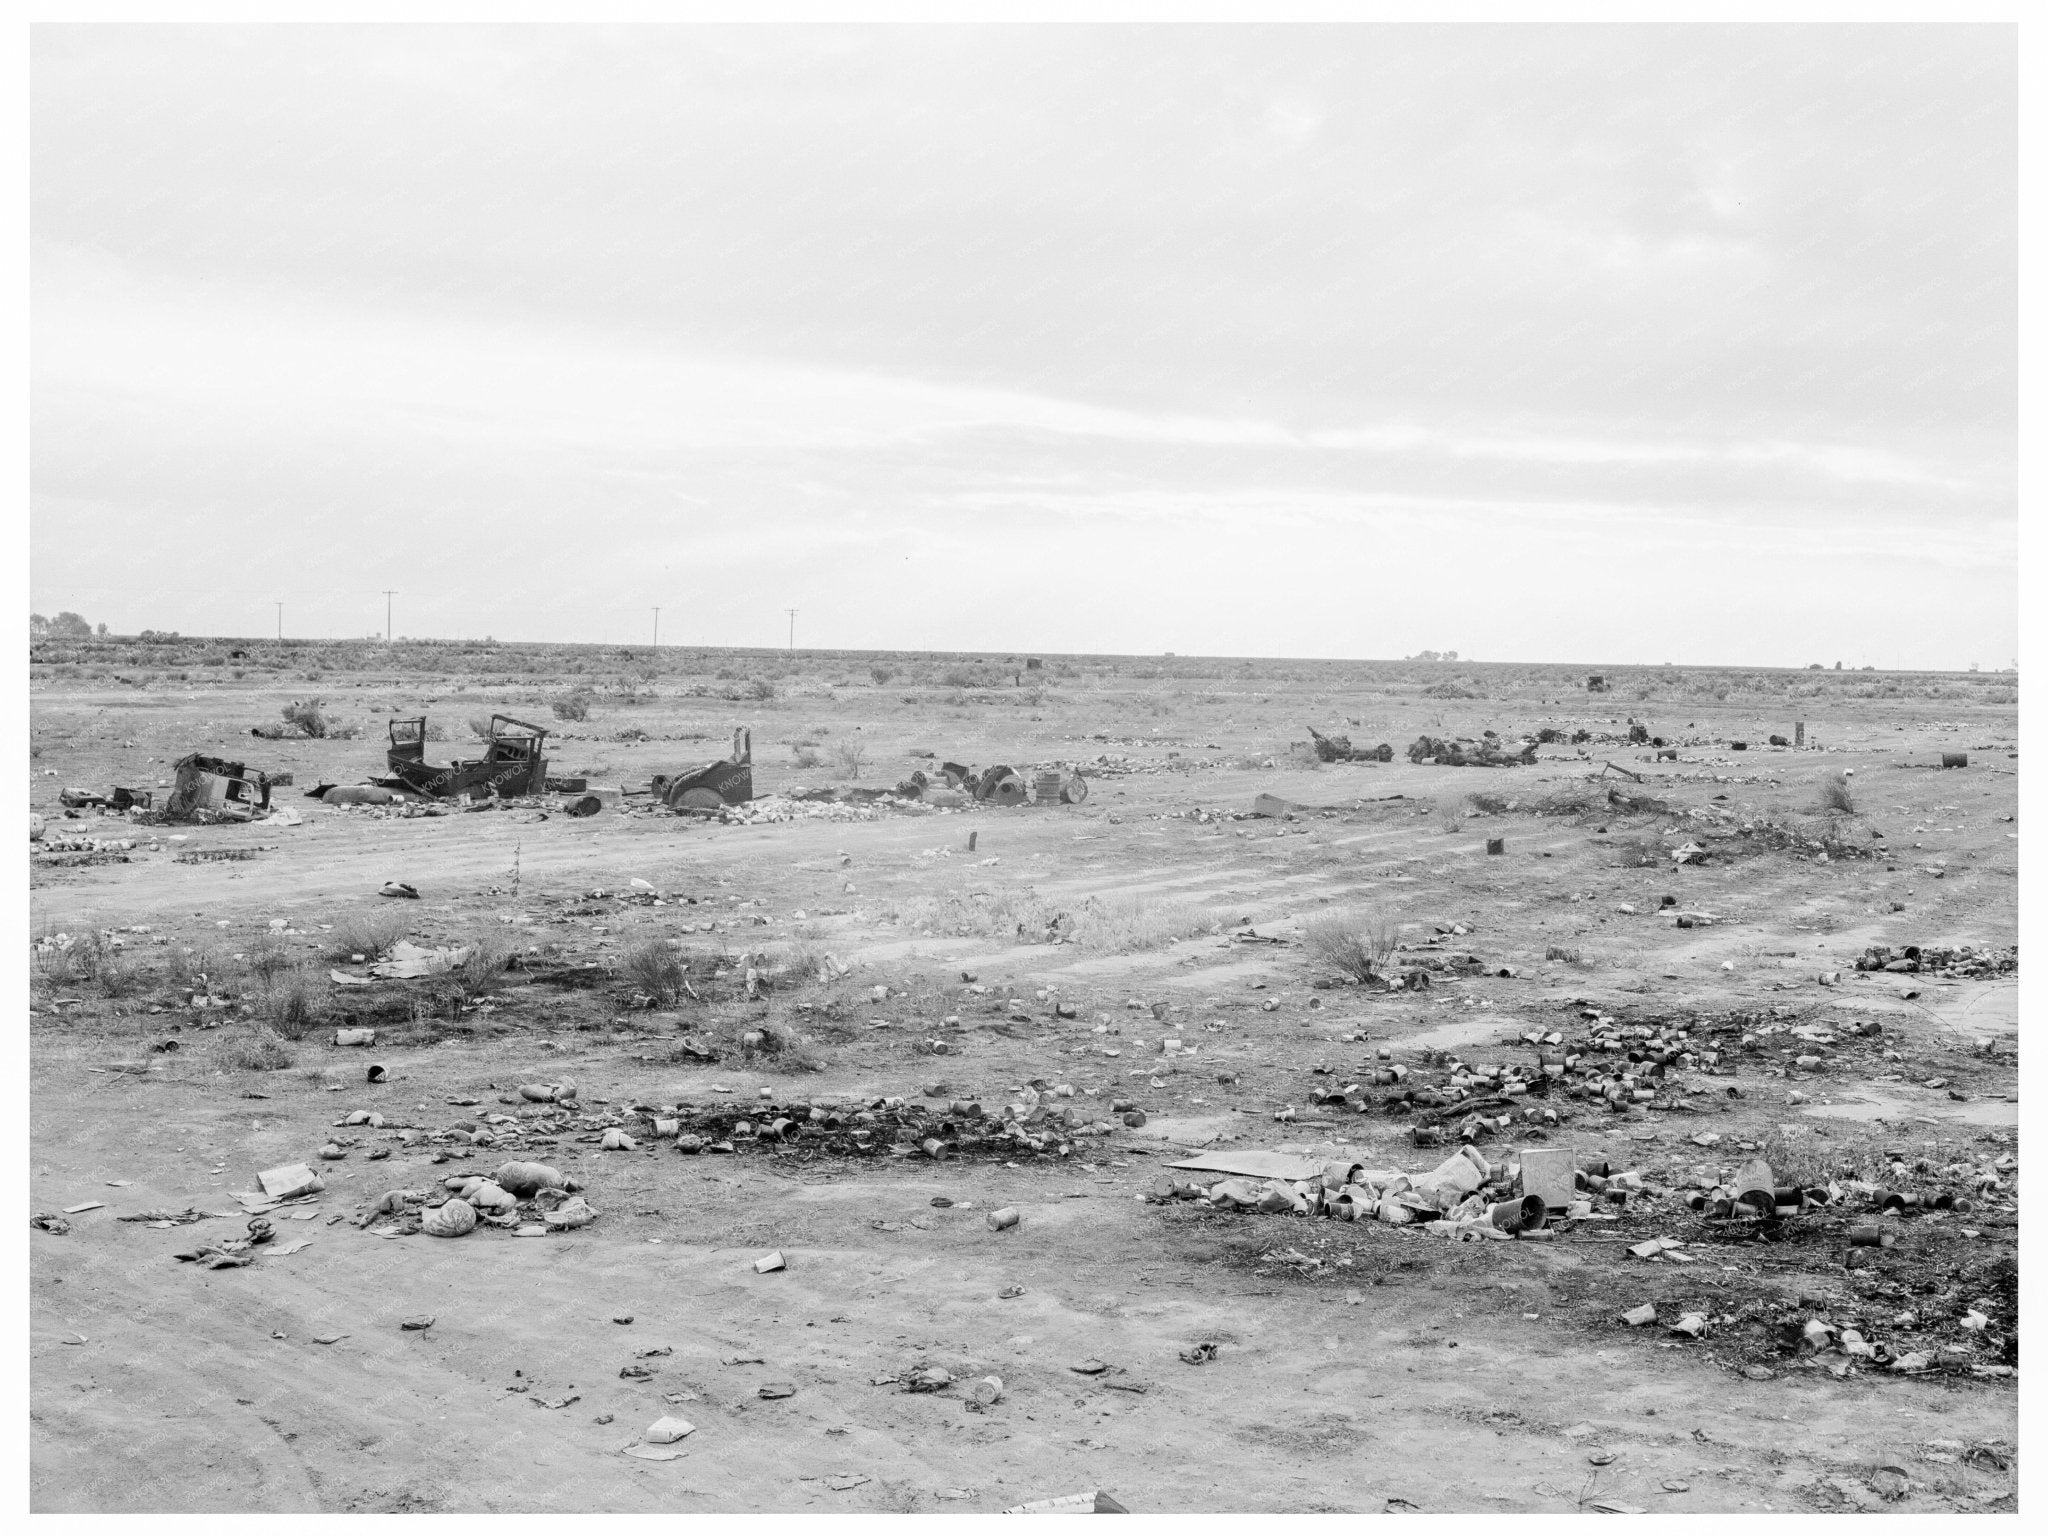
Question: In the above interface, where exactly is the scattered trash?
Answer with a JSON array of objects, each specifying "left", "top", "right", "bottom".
[
  {"left": 257, "top": 1164, "right": 324, "bottom": 1201},
  {"left": 1003, "top": 1489, "right": 1129, "bottom": 1514},
  {"left": 753, "top": 1251, "right": 787, "bottom": 1273},
  {"left": 400, "top": 1315, "right": 435, "bottom": 1331},
  {"left": 367, "top": 941, "right": 472, "bottom": 979},
  {"left": 643, "top": 1415, "right": 696, "bottom": 1444},
  {"left": 621, "top": 1444, "right": 688, "bottom": 1462}
]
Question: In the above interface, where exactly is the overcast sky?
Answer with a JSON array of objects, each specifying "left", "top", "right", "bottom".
[{"left": 31, "top": 25, "right": 2016, "bottom": 667}]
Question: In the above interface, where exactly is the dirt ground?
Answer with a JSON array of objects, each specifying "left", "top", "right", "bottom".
[{"left": 27, "top": 651, "right": 2020, "bottom": 1513}]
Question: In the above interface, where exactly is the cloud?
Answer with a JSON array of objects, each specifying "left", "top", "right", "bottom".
[{"left": 28, "top": 27, "right": 2015, "bottom": 665}]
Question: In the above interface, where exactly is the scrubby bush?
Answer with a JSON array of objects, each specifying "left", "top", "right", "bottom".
[
  {"left": 1302, "top": 910, "right": 1398, "bottom": 982},
  {"left": 282, "top": 698, "right": 328, "bottom": 737},
  {"left": 870, "top": 665, "right": 894, "bottom": 686},
  {"left": 1817, "top": 772, "right": 1857, "bottom": 815},
  {"left": 323, "top": 910, "right": 409, "bottom": 963},
  {"left": 621, "top": 936, "right": 692, "bottom": 1005},
  {"left": 261, "top": 968, "right": 326, "bottom": 1040},
  {"left": 833, "top": 740, "right": 867, "bottom": 780},
  {"left": 220, "top": 1023, "right": 295, "bottom": 1071},
  {"left": 550, "top": 691, "right": 592, "bottom": 721}
]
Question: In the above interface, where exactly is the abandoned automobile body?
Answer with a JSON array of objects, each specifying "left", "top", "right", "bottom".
[
  {"left": 381, "top": 715, "right": 550, "bottom": 799},
  {"left": 651, "top": 728, "right": 754, "bottom": 809},
  {"left": 164, "top": 753, "right": 272, "bottom": 821}
]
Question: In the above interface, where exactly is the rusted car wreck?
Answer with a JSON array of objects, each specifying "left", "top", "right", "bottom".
[
  {"left": 164, "top": 753, "right": 273, "bottom": 821},
  {"left": 380, "top": 715, "right": 551, "bottom": 799},
  {"left": 651, "top": 728, "right": 753, "bottom": 809}
]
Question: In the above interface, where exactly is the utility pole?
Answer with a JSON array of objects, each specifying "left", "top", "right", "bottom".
[
  {"left": 275, "top": 601, "right": 282, "bottom": 642},
  {"left": 382, "top": 591, "right": 397, "bottom": 643},
  {"left": 785, "top": 608, "right": 798, "bottom": 653},
  {"left": 651, "top": 607, "right": 661, "bottom": 652}
]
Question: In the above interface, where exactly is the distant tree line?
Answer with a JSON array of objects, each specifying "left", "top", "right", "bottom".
[{"left": 30, "top": 612, "right": 106, "bottom": 639}]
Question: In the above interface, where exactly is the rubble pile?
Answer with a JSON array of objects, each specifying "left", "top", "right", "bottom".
[
  {"left": 1406, "top": 734, "right": 1538, "bottom": 767},
  {"left": 649, "top": 1087, "right": 1117, "bottom": 1160},
  {"left": 1853, "top": 944, "right": 2017, "bottom": 979},
  {"left": 1153, "top": 1136, "right": 2018, "bottom": 1378},
  {"left": 1065, "top": 751, "right": 1220, "bottom": 777},
  {"left": 1147, "top": 1145, "right": 1559, "bottom": 1240},
  {"left": 1286, "top": 1003, "right": 1930, "bottom": 1143}
]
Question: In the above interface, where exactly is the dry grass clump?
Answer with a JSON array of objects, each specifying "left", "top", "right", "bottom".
[
  {"left": 260, "top": 965, "right": 328, "bottom": 1040},
  {"left": 620, "top": 936, "right": 693, "bottom": 1005},
  {"left": 1817, "top": 772, "right": 1857, "bottom": 815},
  {"left": 322, "top": 910, "right": 410, "bottom": 963},
  {"left": 1302, "top": 909, "right": 1398, "bottom": 982},
  {"left": 832, "top": 740, "right": 868, "bottom": 780},
  {"left": 220, "top": 1023, "right": 296, "bottom": 1071},
  {"left": 457, "top": 930, "right": 513, "bottom": 991},
  {"left": 31, "top": 928, "right": 147, "bottom": 997},
  {"left": 1067, "top": 895, "right": 1218, "bottom": 954}
]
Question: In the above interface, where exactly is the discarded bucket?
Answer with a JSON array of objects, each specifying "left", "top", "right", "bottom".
[
  {"left": 1487, "top": 1194, "right": 1548, "bottom": 1234},
  {"left": 1847, "top": 1225, "right": 1896, "bottom": 1248},
  {"left": 973, "top": 1375, "right": 1005, "bottom": 1405},
  {"left": 1941, "top": 753, "right": 1968, "bottom": 769},
  {"left": 1485, "top": 838, "right": 1505, "bottom": 856},
  {"left": 986, "top": 1207, "right": 1020, "bottom": 1231}
]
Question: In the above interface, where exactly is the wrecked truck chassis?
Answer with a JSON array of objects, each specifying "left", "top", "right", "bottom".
[{"left": 382, "top": 715, "right": 549, "bottom": 799}]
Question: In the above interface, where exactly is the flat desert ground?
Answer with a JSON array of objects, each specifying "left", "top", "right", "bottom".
[{"left": 27, "top": 646, "right": 2019, "bottom": 1513}]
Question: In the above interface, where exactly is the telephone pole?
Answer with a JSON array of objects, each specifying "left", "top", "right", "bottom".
[
  {"left": 382, "top": 591, "right": 397, "bottom": 642},
  {"left": 785, "top": 608, "right": 798, "bottom": 652},
  {"left": 275, "top": 601, "right": 282, "bottom": 641},
  {"left": 651, "top": 607, "right": 661, "bottom": 651}
]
